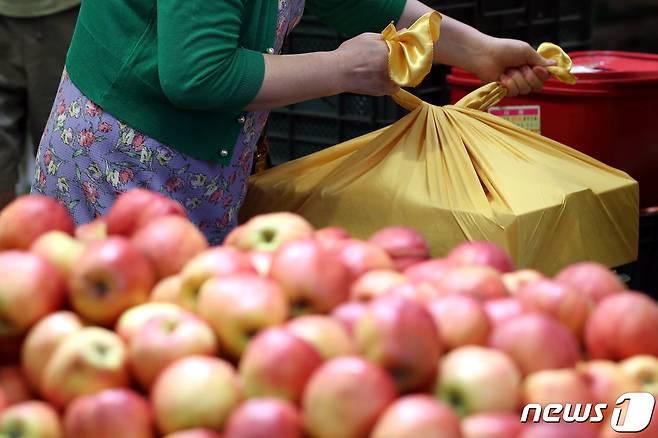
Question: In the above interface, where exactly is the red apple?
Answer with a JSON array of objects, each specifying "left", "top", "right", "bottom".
[
  {"left": 338, "top": 239, "right": 395, "bottom": 280},
  {"left": 350, "top": 269, "right": 407, "bottom": 301},
  {"left": 0, "top": 389, "right": 5, "bottom": 412},
  {"left": 248, "top": 251, "right": 274, "bottom": 276},
  {"left": 355, "top": 295, "right": 442, "bottom": 392},
  {"left": 516, "top": 279, "right": 591, "bottom": 337},
  {"left": 302, "top": 356, "right": 398, "bottom": 438},
  {"left": 239, "top": 328, "right": 323, "bottom": 403},
  {"left": 462, "top": 413, "right": 525, "bottom": 438},
  {"left": 163, "top": 430, "right": 222, "bottom": 438},
  {"left": 427, "top": 295, "right": 490, "bottom": 350},
  {"left": 404, "top": 258, "right": 455, "bottom": 289},
  {"left": 29, "top": 231, "right": 85, "bottom": 278},
  {"left": 226, "top": 212, "right": 314, "bottom": 252},
  {"left": 286, "top": 315, "right": 355, "bottom": 359},
  {"left": 41, "top": 327, "right": 130, "bottom": 407},
  {"left": 437, "top": 346, "right": 522, "bottom": 416},
  {"left": 483, "top": 297, "right": 525, "bottom": 329},
  {"left": 178, "top": 247, "right": 256, "bottom": 311},
  {"left": 269, "top": 239, "right": 351, "bottom": 314},
  {"left": 64, "top": 388, "right": 154, "bottom": 438},
  {"left": 330, "top": 301, "right": 370, "bottom": 335},
  {"left": 129, "top": 312, "right": 218, "bottom": 389},
  {"left": 387, "top": 281, "right": 442, "bottom": 303},
  {"left": 68, "top": 237, "right": 156, "bottom": 325},
  {"left": 0, "top": 400, "right": 63, "bottom": 438},
  {"left": 578, "top": 360, "right": 642, "bottom": 407},
  {"left": 197, "top": 274, "right": 288, "bottom": 358},
  {"left": 371, "top": 395, "right": 461, "bottom": 438},
  {"left": 522, "top": 369, "right": 593, "bottom": 406},
  {"left": 21, "top": 311, "right": 83, "bottom": 393},
  {"left": 0, "top": 251, "right": 66, "bottom": 336},
  {"left": 132, "top": 215, "right": 208, "bottom": 279},
  {"left": 489, "top": 313, "right": 581, "bottom": 375},
  {"left": 448, "top": 241, "right": 514, "bottom": 273},
  {"left": 224, "top": 398, "right": 302, "bottom": 438},
  {"left": 151, "top": 356, "right": 241, "bottom": 434},
  {"left": 105, "top": 189, "right": 185, "bottom": 236},
  {"left": 115, "top": 302, "right": 185, "bottom": 343},
  {"left": 520, "top": 423, "right": 598, "bottom": 438},
  {"left": 0, "top": 194, "right": 74, "bottom": 250},
  {"left": 619, "top": 355, "right": 658, "bottom": 395},
  {"left": 585, "top": 292, "right": 658, "bottom": 360},
  {"left": 368, "top": 226, "right": 431, "bottom": 271},
  {"left": 74, "top": 218, "right": 107, "bottom": 243},
  {"left": 438, "top": 266, "right": 508, "bottom": 301},
  {"left": 315, "top": 227, "right": 350, "bottom": 249},
  {"left": 501, "top": 269, "right": 545, "bottom": 296},
  {"left": 0, "top": 366, "right": 32, "bottom": 406},
  {"left": 150, "top": 275, "right": 184, "bottom": 305},
  {"left": 555, "top": 262, "right": 626, "bottom": 303}
]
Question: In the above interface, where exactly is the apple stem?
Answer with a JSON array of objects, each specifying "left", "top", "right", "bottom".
[
  {"left": 290, "top": 298, "right": 311, "bottom": 317},
  {"left": 440, "top": 387, "right": 468, "bottom": 418},
  {"left": 390, "top": 366, "right": 410, "bottom": 391},
  {"left": 244, "top": 328, "right": 259, "bottom": 340},
  {"left": 161, "top": 319, "right": 179, "bottom": 333},
  {"left": 4, "top": 419, "right": 24, "bottom": 438},
  {"left": 260, "top": 228, "right": 276, "bottom": 243},
  {"left": 94, "top": 342, "right": 109, "bottom": 357},
  {"left": 91, "top": 280, "right": 110, "bottom": 298}
]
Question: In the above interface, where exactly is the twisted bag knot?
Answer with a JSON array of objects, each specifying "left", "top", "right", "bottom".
[{"left": 382, "top": 12, "right": 577, "bottom": 112}]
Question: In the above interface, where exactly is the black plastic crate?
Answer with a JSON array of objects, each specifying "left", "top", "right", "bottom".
[
  {"left": 268, "top": 1, "right": 592, "bottom": 164},
  {"left": 617, "top": 210, "right": 658, "bottom": 299},
  {"left": 427, "top": 0, "right": 592, "bottom": 50}
]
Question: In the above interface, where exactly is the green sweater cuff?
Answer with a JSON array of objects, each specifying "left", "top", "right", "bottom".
[
  {"left": 159, "top": 47, "right": 265, "bottom": 113},
  {"left": 227, "top": 48, "right": 266, "bottom": 112}
]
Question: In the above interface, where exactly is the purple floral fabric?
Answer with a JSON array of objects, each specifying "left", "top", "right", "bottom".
[{"left": 31, "top": 0, "right": 305, "bottom": 244}]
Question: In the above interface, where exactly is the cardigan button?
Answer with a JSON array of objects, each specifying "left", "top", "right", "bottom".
[
  {"left": 266, "top": 47, "right": 275, "bottom": 54},
  {"left": 219, "top": 149, "right": 229, "bottom": 158},
  {"left": 237, "top": 115, "right": 246, "bottom": 124}
]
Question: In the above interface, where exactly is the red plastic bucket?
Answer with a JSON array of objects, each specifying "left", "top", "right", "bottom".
[{"left": 447, "top": 51, "right": 658, "bottom": 208}]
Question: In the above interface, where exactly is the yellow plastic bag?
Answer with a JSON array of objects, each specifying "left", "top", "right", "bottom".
[{"left": 241, "top": 12, "right": 639, "bottom": 274}]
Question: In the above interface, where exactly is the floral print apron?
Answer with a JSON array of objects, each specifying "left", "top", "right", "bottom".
[{"left": 32, "top": 0, "right": 306, "bottom": 244}]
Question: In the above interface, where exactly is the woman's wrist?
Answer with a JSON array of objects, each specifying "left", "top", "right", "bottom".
[
  {"left": 330, "top": 49, "right": 350, "bottom": 95},
  {"left": 456, "top": 33, "right": 499, "bottom": 76},
  {"left": 332, "top": 34, "right": 398, "bottom": 96},
  {"left": 433, "top": 16, "right": 496, "bottom": 74}
]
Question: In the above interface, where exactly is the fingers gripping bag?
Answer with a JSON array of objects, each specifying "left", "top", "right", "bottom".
[{"left": 240, "top": 12, "right": 639, "bottom": 274}]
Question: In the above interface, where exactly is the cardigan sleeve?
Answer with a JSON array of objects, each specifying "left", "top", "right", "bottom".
[
  {"left": 157, "top": 0, "right": 265, "bottom": 112},
  {"left": 305, "top": 0, "right": 408, "bottom": 37}
]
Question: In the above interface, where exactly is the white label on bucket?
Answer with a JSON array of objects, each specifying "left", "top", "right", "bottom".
[{"left": 488, "top": 105, "right": 541, "bottom": 134}]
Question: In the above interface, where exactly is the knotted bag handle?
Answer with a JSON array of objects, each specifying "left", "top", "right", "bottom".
[{"left": 385, "top": 12, "right": 577, "bottom": 112}]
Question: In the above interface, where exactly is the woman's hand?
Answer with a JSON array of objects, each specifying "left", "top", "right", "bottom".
[
  {"left": 335, "top": 33, "right": 400, "bottom": 96},
  {"left": 246, "top": 33, "right": 397, "bottom": 111},
  {"left": 470, "top": 36, "right": 555, "bottom": 97}
]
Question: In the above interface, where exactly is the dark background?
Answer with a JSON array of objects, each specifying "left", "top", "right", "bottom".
[
  {"left": 593, "top": 0, "right": 658, "bottom": 53},
  {"left": 268, "top": 0, "right": 658, "bottom": 165}
]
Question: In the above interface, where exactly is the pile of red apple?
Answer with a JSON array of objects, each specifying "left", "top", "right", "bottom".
[{"left": 0, "top": 189, "right": 657, "bottom": 438}]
